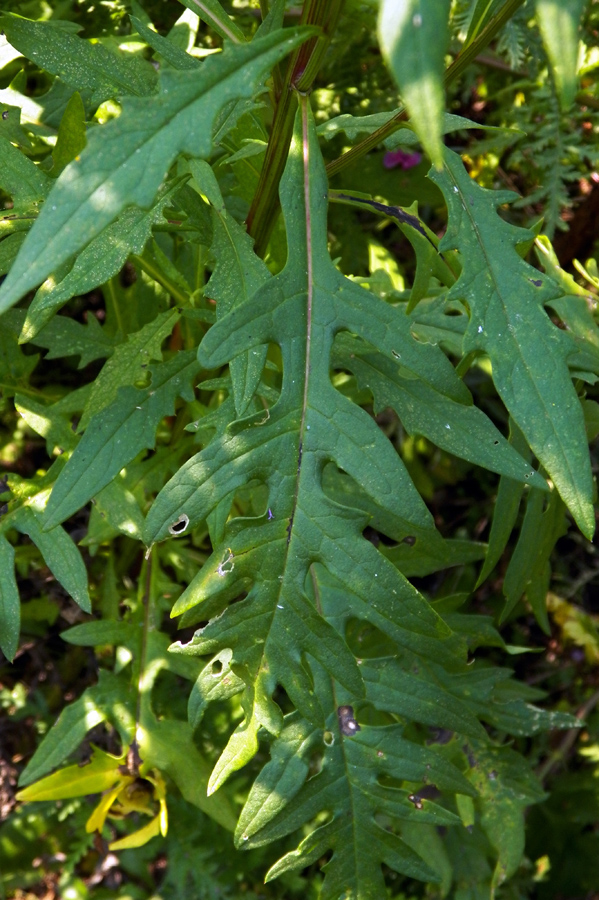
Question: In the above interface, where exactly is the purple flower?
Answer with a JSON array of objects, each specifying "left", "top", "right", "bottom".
[{"left": 383, "top": 148, "right": 422, "bottom": 170}]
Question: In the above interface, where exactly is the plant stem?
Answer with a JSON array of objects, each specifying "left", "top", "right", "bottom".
[
  {"left": 325, "top": 0, "right": 528, "bottom": 179},
  {"left": 247, "top": 0, "right": 345, "bottom": 257},
  {"left": 131, "top": 253, "right": 190, "bottom": 306},
  {"left": 133, "top": 547, "right": 154, "bottom": 772}
]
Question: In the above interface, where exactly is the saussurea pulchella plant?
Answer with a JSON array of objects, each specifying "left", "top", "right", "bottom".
[{"left": 1, "top": 1, "right": 597, "bottom": 896}]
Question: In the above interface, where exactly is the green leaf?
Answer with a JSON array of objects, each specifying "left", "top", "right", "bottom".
[
  {"left": 44, "top": 350, "right": 200, "bottom": 529},
  {"left": 465, "top": 0, "right": 504, "bottom": 44},
  {"left": 535, "top": 0, "right": 585, "bottom": 108},
  {"left": 94, "top": 479, "right": 145, "bottom": 541},
  {"left": 196, "top": 170, "right": 271, "bottom": 415},
  {"left": 468, "top": 746, "right": 545, "bottom": 892},
  {"left": 130, "top": 16, "right": 200, "bottom": 71},
  {"left": 430, "top": 149, "right": 594, "bottom": 538},
  {"left": 501, "top": 486, "right": 567, "bottom": 632},
  {"left": 13, "top": 506, "right": 91, "bottom": 613},
  {"left": 50, "top": 91, "right": 86, "bottom": 176},
  {"left": 188, "top": 649, "right": 245, "bottom": 730},
  {"left": 149, "top": 102, "right": 470, "bottom": 823},
  {"left": 0, "top": 13, "right": 158, "bottom": 104},
  {"left": 0, "top": 27, "right": 314, "bottom": 314},
  {"left": 318, "top": 110, "right": 503, "bottom": 148},
  {"left": 476, "top": 421, "right": 529, "bottom": 587},
  {"left": 62, "top": 620, "right": 138, "bottom": 647},
  {"left": 0, "top": 233, "right": 26, "bottom": 276},
  {"left": 176, "top": 0, "right": 246, "bottom": 44},
  {"left": 0, "top": 102, "right": 32, "bottom": 149},
  {"left": 382, "top": 537, "right": 486, "bottom": 578},
  {"left": 241, "top": 664, "right": 467, "bottom": 895},
  {"left": 378, "top": 0, "right": 451, "bottom": 168},
  {"left": 139, "top": 717, "right": 238, "bottom": 832},
  {"left": 363, "top": 657, "right": 487, "bottom": 742},
  {"left": 78, "top": 309, "right": 180, "bottom": 432},
  {"left": 19, "top": 181, "right": 185, "bottom": 343},
  {"left": 0, "top": 136, "right": 52, "bottom": 203},
  {"left": 334, "top": 332, "right": 549, "bottom": 487},
  {"left": 28, "top": 314, "right": 119, "bottom": 369},
  {"left": 15, "top": 393, "right": 78, "bottom": 456},
  {"left": 0, "top": 534, "right": 19, "bottom": 661},
  {"left": 0, "top": 309, "right": 39, "bottom": 396},
  {"left": 18, "top": 688, "right": 106, "bottom": 785}
]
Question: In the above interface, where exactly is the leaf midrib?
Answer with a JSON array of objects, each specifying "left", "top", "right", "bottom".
[{"left": 445, "top": 162, "right": 581, "bottom": 508}]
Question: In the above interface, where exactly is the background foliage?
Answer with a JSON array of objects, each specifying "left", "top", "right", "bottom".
[{"left": 1, "top": 1, "right": 599, "bottom": 898}]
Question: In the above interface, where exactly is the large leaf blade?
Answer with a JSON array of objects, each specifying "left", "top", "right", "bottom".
[
  {"left": 0, "top": 27, "right": 313, "bottom": 314},
  {"left": 148, "top": 103, "right": 478, "bottom": 893}
]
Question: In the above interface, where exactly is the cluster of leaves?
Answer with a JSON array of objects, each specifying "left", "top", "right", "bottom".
[
  {"left": 449, "top": 0, "right": 599, "bottom": 238},
  {"left": 1, "top": 1, "right": 599, "bottom": 898}
]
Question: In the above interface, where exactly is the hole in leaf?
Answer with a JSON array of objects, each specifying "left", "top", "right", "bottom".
[
  {"left": 272, "top": 684, "right": 294, "bottom": 716},
  {"left": 345, "top": 618, "right": 397, "bottom": 659},
  {"left": 308, "top": 749, "right": 324, "bottom": 777},
  {"left": 224, "top": 479, "right": 270, "bottom": 524},
  {"left": 169, "top": 514, "right": 189, "bottom": 535}
]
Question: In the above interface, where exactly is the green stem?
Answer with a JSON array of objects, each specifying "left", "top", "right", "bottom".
[
  {"left": 134, "top": 548, "right": 154, "bottom": 768},
  {"left": 0, "top": 382, "right": 63, "bottom": 402},
  {"left": 131, "top": 253, "right": 190, "bottom": 306},
  {"left": 325, "top": 0, "right": 528, "bottom": 179},
  {"left": 105, "top": 276, "right": 125, "bottom": 337},
  {"left": 247, "top": 0, "right": 346, "bottom": 257}
]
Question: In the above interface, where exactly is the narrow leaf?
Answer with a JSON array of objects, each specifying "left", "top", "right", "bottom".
[
  {"left": 0, "top": 13, "right": 158, "bottom": 103},
  {"left": 378, "top": 0, "right": 451, "bottom": 168},
  {"left": 130, "top": 15, "right": 201, "bottom": 70},
  {"left": 177, "top": 0, "right": 246, "bottom": 44},
  {"left": 19, "top": 690, "right": 105, "bottom": 785},
  {"left": 44, "top": 350, "right": 200, "bottom": 529},
  {"left": 476, "top": 421, "right": 529, "bottom": 587},
  {"left": 51, "top": 91, "right": 86, "bottom": 176},
  {"left": 0, "top": 27, "right": 314, "bottom": 314},
  {"left": 430, "top": 149, "right": 594, "bottom": 537},
  {"left": 20, "top": 181, "right": 181, "bottom": 342},
  {"left": 14, "top": 507, "right": 91, "bottom": 612},
  {"left": 0, "top": 534, "right": 19, "bottom": 661},
  {"left": 78, "top": 309, "right": 180, "bottom": 431},
  {"left": 334, "top": 332, "right": 549, "bottom": 487},
  {"left": 535, "top": 0, "right": 585, "bottom": 108}
]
